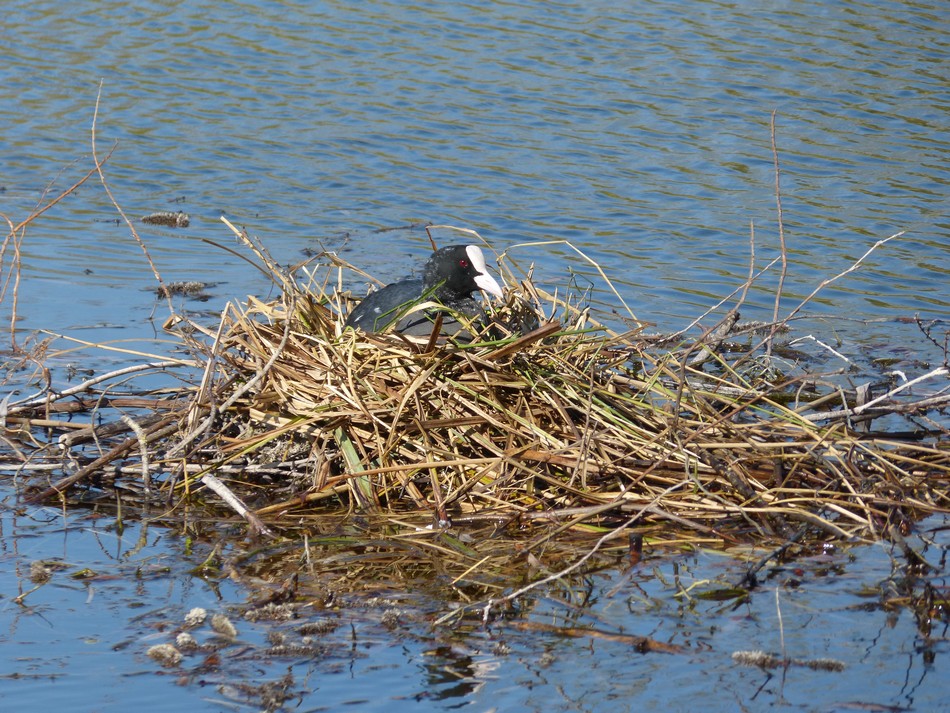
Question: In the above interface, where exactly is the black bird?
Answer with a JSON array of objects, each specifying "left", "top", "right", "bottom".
[{"left": 344, "top": 244, "right": 504, "bottom": 338}]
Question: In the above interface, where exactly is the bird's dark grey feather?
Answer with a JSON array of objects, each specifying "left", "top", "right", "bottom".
[{"left": 344, "top": 245, "right": 503, "bottom": 339}]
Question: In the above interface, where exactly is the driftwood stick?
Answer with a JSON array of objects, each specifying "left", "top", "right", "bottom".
[
  {"left": 7, "top": 360, "right": 194, "bottom": 413},
  {"left": 801, "top": 367, "right": 949, "bottom": 423},
  {"left": 24, "top": 416, "right": 180, "bottom": 504}
]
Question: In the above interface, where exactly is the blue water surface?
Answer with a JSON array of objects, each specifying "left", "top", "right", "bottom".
[{"left": 2, "top": 0, "right": 948, "bottom": 710}]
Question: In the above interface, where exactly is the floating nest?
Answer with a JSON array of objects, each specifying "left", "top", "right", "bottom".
[{"left": 6, "top": 223, "right": 948, "bottom": 556}]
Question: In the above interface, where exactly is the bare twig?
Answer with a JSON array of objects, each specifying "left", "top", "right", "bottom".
[
  {"left": 24, "top": 417, "right": 181, "bottom": 504},
  {"left": 7, "top": 359, "right": 195, "bottom": 413},
  {"left": 801, "top": 366, "right": 949, "bottom": 422},
  {"left": 767, "top": 110, "right": 788, "bottom": 358}
]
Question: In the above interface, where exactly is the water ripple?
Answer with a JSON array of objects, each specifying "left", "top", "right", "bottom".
[{"left": 1, "top": 0, "right": 946, "bottom": 342}]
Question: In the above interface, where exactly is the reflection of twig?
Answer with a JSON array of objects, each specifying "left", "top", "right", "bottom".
[
  {"left": 91, "top": 80, "right": 174, "bottom": 316},
  {"left": 508, "top": 620, "right": 684, "bottom": 654},
  {"left": 776, "top": 587, "right": 788, "bottom": 693},
  {"left": 431, "top": 481, "right": 689, "bottom": 627}
]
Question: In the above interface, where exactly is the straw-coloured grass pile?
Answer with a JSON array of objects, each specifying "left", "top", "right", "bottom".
[
  {"left": 94, "top": 226, "right": 941, "bottom": 546},
  {"left": 7, "top": 222, "right": 949, "bottom": 549}
]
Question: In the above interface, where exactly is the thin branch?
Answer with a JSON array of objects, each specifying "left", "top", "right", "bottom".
[
  {"left": 801, "top": 367, "right": 949, "bottom": 422},
  {"left": 7, "top": 359, "right": 196, "bottom": 412},
  {"left": 767, "top": 110, "right": 788, "bottom": 357}
]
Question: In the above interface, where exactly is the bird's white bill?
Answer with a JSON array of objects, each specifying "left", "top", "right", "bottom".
[{"left": 466, "top": 245, "right": 504, "bottom": 299}]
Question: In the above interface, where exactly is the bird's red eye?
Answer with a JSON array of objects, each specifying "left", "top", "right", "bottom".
[{"left": 459, "top": 259, "right": 469, "bottom": 268}]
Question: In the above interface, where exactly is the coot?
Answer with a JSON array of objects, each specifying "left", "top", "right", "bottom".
[{"left": 344, "top": 244, "right": 504, "bottom": 338}]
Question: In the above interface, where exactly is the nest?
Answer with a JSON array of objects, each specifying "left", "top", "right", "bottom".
[{"left": 9, "top": 223, "right": 947, "bottom": 553}]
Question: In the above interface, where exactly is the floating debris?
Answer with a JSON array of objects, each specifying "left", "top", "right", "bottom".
[
  {"left": 156, "top": 281, "right": 213, "bottom": 299},
  {"left": 29, "top": 562, "right": 53, "bottom": 584},
  {"left": 141, "top": 210, "right": 189, "bottom": 228},
  {"left": 732, "top": 650, "right": 846, "bottom": 672},
  {"left": 175, "top": 632, "right": 199, "bottom": 651},
  {"left": 380, "top": 609, "right": 404, "bottom": 629},
  {"left": 146, "top": 643, "right": 183, "bottom": 668},
  {"left": 210, "top": 613, "right": 238, "bottom": 638},
  {"left": 184, "top": 607, "right": 208, "bottom": 628},
  {"left": 297, "top": 620, "right": 339, "bottom": 637},
  {"left": 244, "top": 602, "right": 297, "bottom": 622}
]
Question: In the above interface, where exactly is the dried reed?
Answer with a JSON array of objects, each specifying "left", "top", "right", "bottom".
[{"left": 14, "top": 217, "right": 946, "bottom": 551}]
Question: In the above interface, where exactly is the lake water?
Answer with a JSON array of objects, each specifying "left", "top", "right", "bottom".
[{"left": 2, "top": 0, "right": 948, "bottom": 710}]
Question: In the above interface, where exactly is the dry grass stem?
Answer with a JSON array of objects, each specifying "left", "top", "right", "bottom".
[
  {"left": 3, "top": 107, "right": 948, "bottom": 612},
  {"left": 3, "top": 227, "right": 944, "bottom": 565}
]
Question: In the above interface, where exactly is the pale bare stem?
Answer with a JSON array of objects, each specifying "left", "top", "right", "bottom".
[
  {"left": 0, "top": 214, "right": 14, "bottom": 310},
  {"left": 190, "top": 307, "right": 230, "bottom": 429},
  {"left": 7, "top": 360, "right": 194, "bottom": 412},
  {"left": 776, "top": 586, "right": 790, "bottom": 692},
  {"left": 11, "top": 234, "right": 22, "bottom": 350},
  {"left": 121, "top": 414, "right": 152, "bottom": 494},
  {"left": 801, "top": 366, "right": 949, "bottom": 422},
  {"left": 91, "top": 80, "right": 175, "bottom": 316},
  {"left": 738, "top": 231, "right": 904, "bottom": 363},
  {"left": 5, "top": 219, "right": 22, "bottom": 350},
  {"left": 664, "top": 253, "right": 782, "bottom": 343},
  {"left": 767, "top": 110, "right": 787, "bottom": 358},
  {"left": 217, "top": 216, "right": 296, "bottom": 296},
  {"left": 169, "top": 309, "right": 230, "bottom": 458},
  {"left": 788, "top": 334, "right": 852, "bottom": 364}
]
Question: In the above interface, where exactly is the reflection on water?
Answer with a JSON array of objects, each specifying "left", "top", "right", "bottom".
[
  {"left": 2, "top": 0, "right": 947, "bottom": 332},
  {"left": 1, "top": 505, "right": 947, "bottom": 712},
  {"left": 1, "top": 0, "right": 948, "bottom": 710}
]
